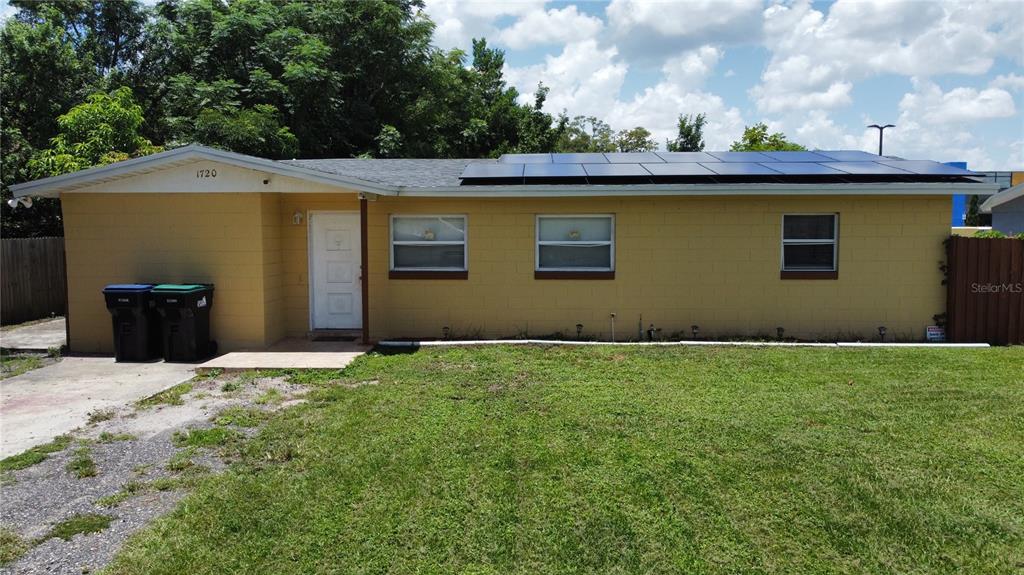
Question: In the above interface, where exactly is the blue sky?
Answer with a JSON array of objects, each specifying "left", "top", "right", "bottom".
[
  {"left": 4, "top": 0, "right": 1022, "bottom": 168},
  {"left": 425, "top": 0, "right": 1024, "bottom": 169}
]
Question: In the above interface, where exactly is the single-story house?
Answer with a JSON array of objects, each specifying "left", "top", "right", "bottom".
[
  {"left": 980, "top": 182, "right": 1024, "bottom": 235},
  {"left": 10, "top": 146, "right": 998, "bottom": 351}
]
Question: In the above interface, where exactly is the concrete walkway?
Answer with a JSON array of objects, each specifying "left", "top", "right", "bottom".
[
  {"left": 0, "top": 357, "right": 194, "bottom": 457},
  {"left": 198, "top": 338, "right": 369, "bottom": 370},
  {"left": 0, "top": 317, "right": 67, "bottom": 351}
]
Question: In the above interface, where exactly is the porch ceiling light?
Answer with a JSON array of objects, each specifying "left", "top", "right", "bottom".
[{"left": 293, "top": 210, "right": 304, "bottom": 225}]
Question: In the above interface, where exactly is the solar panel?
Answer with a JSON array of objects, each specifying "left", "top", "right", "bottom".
[
  {"left": 877, "top": 160, "right": 976, "bottom": 175},
  {"left": 816, "top": 150, "right": 881, "bottom": 161},
  {"left": 582, "top": 163, "right": 651, "bottom": 177},
  {"left": 498, "top": 153, "right": 551, "bottom": 164},
  {"left": 642, "top": 162, "right": 716, "bottom": 176},
  {"left": 524, "top": 163, "right": 587, "bottom": 178},
  {"left": 460, "top": 163, "right": 524, "bottom": 179},
  {"left": 551, "top": 153, "right": 608, "bottom": 163},
  {"left": 762, "top": 162, "right": 847, "bottom": 175},
  {"left": 702, "top": 162, "right": 781, "bottom": 175},
  {"left": 707, "top": 151, "right": 774, "bottom": 163},
  {"left": 604, "top": 152, "right": 662, "bottom": 163},
  {"left": 762, "top": 151, "right": 834, "bottom": 162},
  {"left": 655, "top": 152, "right": 717, "bottom": 163},
  {"left": 823, "top": 162, "right": 913, "bottom": 175}
]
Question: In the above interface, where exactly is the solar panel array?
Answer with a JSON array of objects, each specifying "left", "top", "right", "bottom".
[{"left": 459, "top": 150, "right": 979, "bottom": 185}]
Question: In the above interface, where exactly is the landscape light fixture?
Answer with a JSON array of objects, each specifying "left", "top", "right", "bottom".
[
  {"left": 878, "top": 326, "right": 887, "bottom": 341},
  {"left": 777, "top": 327, "right": 785, "bottom": 340},
  {"left": 867, "top": 124, "right": 895, "bottom": 156},
  {"left": 576, "top": 323, "right": 583, "bottom": 339},
  {"left": 691, "top": 325, "right": 700, "bottom": 339}
]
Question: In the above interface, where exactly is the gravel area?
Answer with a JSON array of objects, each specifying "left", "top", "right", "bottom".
[{"left": 0, "top": 370, "right": 309, "bottom": 574}]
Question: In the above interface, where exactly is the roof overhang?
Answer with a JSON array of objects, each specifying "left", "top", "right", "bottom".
[
  {"left": 9, "top": 144, "right": 1001, "bottom": 199},
  {"left": 391, "top": 181, "right": 1001, "bottom": 197},
  {"left": 9, "top": 144, "right": 398, "bottom": 198},
  {"left": 980, "top": 182, "right": 1024, "bottom": 213}
]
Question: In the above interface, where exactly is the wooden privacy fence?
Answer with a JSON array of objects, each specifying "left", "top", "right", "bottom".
[
  {"left": 946, "top": 236, "right": 1024, "bottom": 345},
  {"left": 1, "top": 237, "right": 67, "bottom": 326}
]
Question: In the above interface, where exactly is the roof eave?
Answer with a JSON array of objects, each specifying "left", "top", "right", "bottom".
[
  {"left": 979, "top": 182, "right": 1024, "bottom": 213},
  {"left": 9, "top": 144, "right": 398, "bottom": 198}
]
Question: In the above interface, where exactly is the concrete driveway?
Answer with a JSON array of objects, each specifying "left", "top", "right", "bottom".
[
  {"left": 0, "top": 358, "right": 194, "bottom": 457},
  {"left": 0, "top": 317, "right": 67, "bottom": 351}
]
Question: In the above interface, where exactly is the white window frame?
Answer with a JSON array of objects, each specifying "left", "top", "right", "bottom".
[
  {"left": 535, "top": 214, "right": 615, "bottom": 272},
  {"left": 390, "top": 214, "right": 468, "bottom": 272},
  {"left": 781, "top": 213, "right": 838, "bottom": 272}
]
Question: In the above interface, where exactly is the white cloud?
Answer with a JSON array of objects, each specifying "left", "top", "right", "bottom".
[
  {"left": 662, "top": 46, "right": 721, "bottom": 88},
  {"left": 605, "top": 0, "right": 763, "bottom": 61},
  {"left": 424, "top": 0, "right": 544, "bottom": 51},
  {"left": 752, "top": 0, "right": 1024, "bottom": 113},
  {"left": 900, "top": 78, "right": 1016, "bottom": 124},
  {"left": 991, "top": 73, "right": 1024, "bottom": 93},
  {"left": 496, "top": 5, "right": 603, "bottom": 49}
]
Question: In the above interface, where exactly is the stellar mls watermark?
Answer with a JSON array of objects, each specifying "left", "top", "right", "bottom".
[{"left": 971, "top": 282, "right": 1023, "bottom": 294}]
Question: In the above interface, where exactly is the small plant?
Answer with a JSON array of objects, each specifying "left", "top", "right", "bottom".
[
  {"left": 166, "top": 448, "right": 198, "bottom": 472},
  {"left": 214, "top": 406, "right": 267, "bottom": 427},
  {"left": 42, "top": 514, "right": 112, "bottom": 541},
  {"left": 96, "top": 481, "right": 145, "bottom": 508},
  {"left": 0, "top": 435, "right": 72, "bottom": 472},
  {"left": 97, "top": 432, "right": 135, "bottom": 443},
  {"left": 136, "top": 382, "right": 193, "bottom": 408},
  {"left": 66, "top": 447, "right": 97, "bottom": 478},
  {"left": 0, "top": 528, "right": 28, "bottom": 565},
  {"left": 87, "top": 408, "right": 116, "bottom": 425},
  {"left": 220, "top": 380, "right": 241, "bottom": 392},
  {"left": 255, "top": 388, "right": 284, "bottom": 405},
  {"left": 974, "top": 229, "right": 1007, "bottom": 239},
  {"left": 172, "top": 427, "right": 241, "bottom": 448}
]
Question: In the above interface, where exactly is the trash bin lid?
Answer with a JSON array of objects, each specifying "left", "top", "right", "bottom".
[
  {"left": 103, "top": 284, "right": 154, "bottom": 292},
  {"left": 152, "top": 283, "right": 208, "bottom": 293}
]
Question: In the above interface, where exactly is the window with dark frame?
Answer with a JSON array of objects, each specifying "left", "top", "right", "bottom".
[
  {"left": 390, "top": 215, "right": 467, "bottom": 271},
  {"left": 536, "top": 215, "right": 615, "bottom": 272},
  {"left": 781, "top": 214, "right": 837, "bottom": 272}
]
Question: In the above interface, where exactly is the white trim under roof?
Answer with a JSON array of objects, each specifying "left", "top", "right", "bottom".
[
  {"left": 10, "top": 144, "right": 1001, "bottom": 199},
  {"left": 9, "top": 144, "right": 398, "bottom": 198},
  {"left": 980, "top": 182, "right": 1024, "bottom": 213}
]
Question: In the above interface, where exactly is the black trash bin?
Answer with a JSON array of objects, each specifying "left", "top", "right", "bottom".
[
  {"left": 102, "top": 284, "right": 160, "bottom": 362},
  {"left": 151, "top": 284, "right": 216, "bottom": 362}
]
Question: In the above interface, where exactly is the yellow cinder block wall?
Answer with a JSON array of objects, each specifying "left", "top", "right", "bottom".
[
  {"left": 61, "top": 192, "right": 277, "bottom": 353},
  {"left": 360, "top": 195, "right": 950, "bottom": 341}
]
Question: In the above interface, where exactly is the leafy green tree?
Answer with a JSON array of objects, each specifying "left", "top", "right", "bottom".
[
  {"left": 615, "top": 127, "right": 658, "bottom": 152},
  {"left": 730, "top": 122, "right": 806, "bottom": 151},
  {"left": 666, "top": 113, "right": 706, "bottom": 152},
  {"left": 964, "top": 195, "right": 983, "bottom": 226},
  {"left": 554, "top": 116, "right": 616, "bottom": 153},
  {"left": 27, "top": 87, "right": 161, "bottom": 178}
]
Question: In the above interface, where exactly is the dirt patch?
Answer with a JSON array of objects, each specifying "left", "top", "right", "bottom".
[{"left": 0, "top": 370, "right": 309, "bottom": 575}]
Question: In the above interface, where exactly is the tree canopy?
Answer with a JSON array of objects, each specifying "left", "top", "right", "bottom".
[
  {"left": 666, "top": 113, "right": 706, "bottom": 152},
  {"left": 730, "top": 122, "right": 806, "bottom": 152}
]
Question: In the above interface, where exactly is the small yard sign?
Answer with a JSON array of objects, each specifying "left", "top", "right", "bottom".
[{"left": 926, "top": 326, "right": 946, "bottom": 342}]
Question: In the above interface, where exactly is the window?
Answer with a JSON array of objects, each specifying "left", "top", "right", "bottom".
[
  {"left": 536, "top": 215, "right": 614, "bottom": 278},
  {"left": 781, "top": 214, "right": 837, "bottom": 278},
  {"left": 390, "top": 215, "right": 467, "bottom": 277}
]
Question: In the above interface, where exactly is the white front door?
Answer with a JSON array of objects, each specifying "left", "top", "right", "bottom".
[{"left": 310, "top": 212, "right": 361, "bottom": 329}]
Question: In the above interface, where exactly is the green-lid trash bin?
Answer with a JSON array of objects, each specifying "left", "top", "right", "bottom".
[{"left": 151, "top": 284, "right": 216, "bottom": 362}]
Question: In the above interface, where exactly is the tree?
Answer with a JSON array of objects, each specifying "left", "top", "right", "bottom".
[
  {"left": 27, "top": 86, "right": 161, "bottom": 179},
  {"left": 615, "top": 127, "right": 657, "bottom": 152},
  {"left": 666, "top": 113, "right": 706, "bottom": 152},
  {"left": 730, "top": 122, "right": 805, "bottom": 151},
  {"left": 964, "top": 195, "right": 983, "bottom": 226},
  {"left": 554, "top": 116, "right": 616, "bottom": 153}
]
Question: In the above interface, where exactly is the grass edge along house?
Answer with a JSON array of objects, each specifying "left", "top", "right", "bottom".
[{"left": 10, "top": 146, "right": 998, "bottom": 352}]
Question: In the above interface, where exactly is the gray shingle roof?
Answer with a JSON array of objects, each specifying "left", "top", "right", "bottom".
[{"left": 281, "top": 158, "right": 495, "bottom": 188}]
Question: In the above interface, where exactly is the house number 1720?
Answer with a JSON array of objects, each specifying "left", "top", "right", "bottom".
[{"left": 196, "top": 168, "right": 217, "bottom": 178}]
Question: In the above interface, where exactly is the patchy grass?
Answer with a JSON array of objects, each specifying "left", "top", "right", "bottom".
[
  {"left": 65, "top": 447, "right": 97, "bottom": 478},
  {"left": 43, "top": 514, "right": 112, "bottom": 541},
  {"left": 172, "top": 427, "right": 240, "bottom": 449},
  {"left": 213, "top": 406, "right": 267, "bottom": 428},
  {"left": 0, "top": 351, "right": 44, "bottom": 379},
  {"left": 107, "top": 346, "right": 1024, "bottom": 575},
  {"left": 136, "top": 382, "right": 193, "bottom": 409},
  {"left": 0, "top": 435, "right": 72, "bottom": 472},
  {"left": 97, "top": 481, "right": 147, "bottom": 508},
  {"left": 97, "top": 432, "right": 136, "bottom": 443},
  {"left": 253, "top": 388, "right": 284, "bottom": 405},
  {"left": 166, "top": 448, "right": 198, "bottom": 472},
  {"left": 0, "top": 528, "right": 28, "bottom": 565},
  {"left": 87, "top": 408, "right": 116, "bottom": 425}
]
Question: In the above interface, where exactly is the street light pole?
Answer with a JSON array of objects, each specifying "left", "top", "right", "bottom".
[{"left": 867, "top": 124, "right": 895, "bottom": 156}]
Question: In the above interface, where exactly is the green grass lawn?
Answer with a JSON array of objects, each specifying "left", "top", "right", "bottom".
[{"left": 107, "top": 345, "right": 1023, "bottom": 574}]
